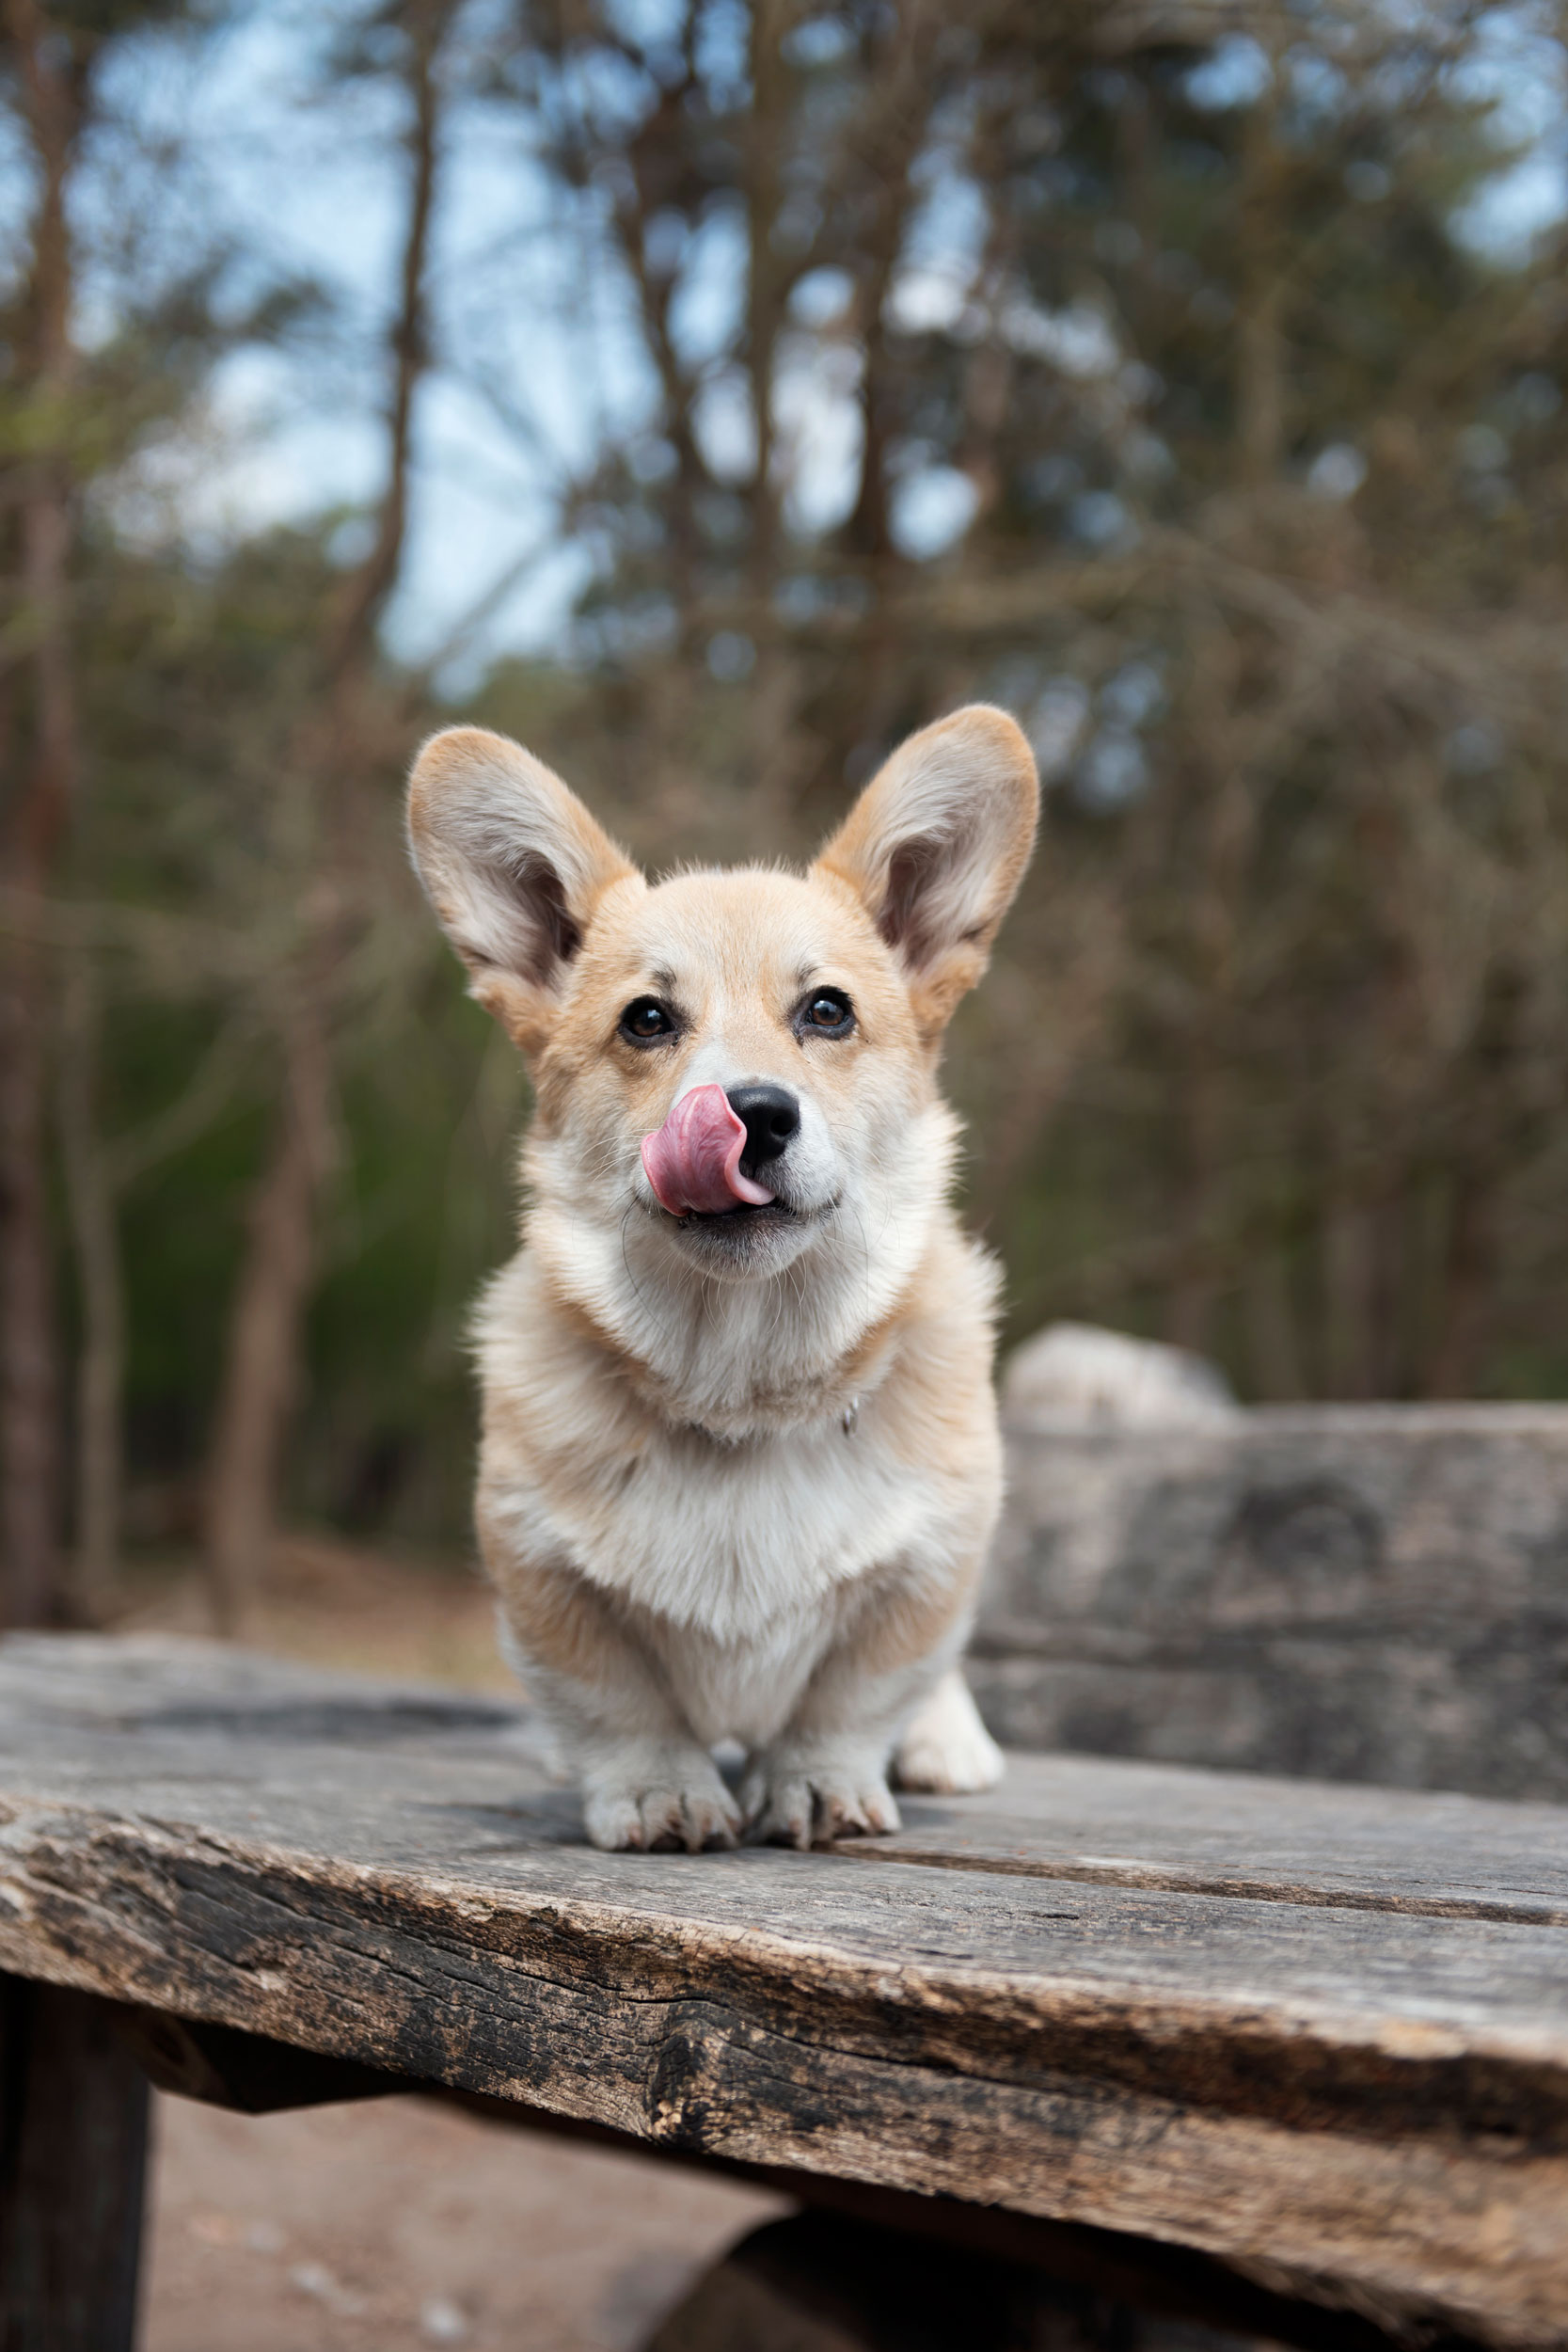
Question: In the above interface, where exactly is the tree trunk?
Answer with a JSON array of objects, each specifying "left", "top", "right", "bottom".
[
  {"left": 201, "top": 5, "right": 450, "bottom": 1626},
  {"left": 1420, "top": 963, "right": 1528, "bottom": 1400},
  {"left": 745, "top": 0, "right": 788, "bottom": 599},
  {"left": 1323, "top": 1193, "right": 1376, "bottom": 1400},
  {"left": 0, "top": 927, "right": 60, "bottom": 1627},
  {"left": 1235, "top": 60, "right": 1286, "bottom": 489},
  {"left": 204, "top": 988, "right": 334, "bottom": 1630},
  {"left": 1243, "top": 1249, "right": 1305, "bottom": 1402},
  {"left": 56, "top": 963, "right": 124, "bottom": 1619},
  {"left": 0, "top": 0, "right": 82, "bottom": 1628},
  {"left": 1423, "top": 1168, "right": 1493, "bottom": 1401}
]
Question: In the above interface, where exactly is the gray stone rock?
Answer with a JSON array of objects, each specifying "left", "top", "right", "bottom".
[
  {"left": 1003, "top": 1323, "right": 1241, "bottom": 1429},
  {"left": 973, "top": 1401, "right": 1568, "bottom": 1801}
]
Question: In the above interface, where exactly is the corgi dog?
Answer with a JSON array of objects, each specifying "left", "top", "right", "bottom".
[{"left": 406, "top": 706, "right": 1038, "bottom": 1851}]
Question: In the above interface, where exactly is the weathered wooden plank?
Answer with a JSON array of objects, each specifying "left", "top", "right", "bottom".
[
  {"left": 978, "top": 1404, "right": 1568, "bottom": 1799},
  {"left": 842, "top": 1752, "right": 1568, "bottom": 1924},
  {"left": 1, "top": 1637, "right": 1567, "bottom": 2344},
  {"left": 4, "top": 1663, "right": 1568, "bottom": 2082},
  {"left": 9, "top": 1809, "right": 1565, "bottom": 2345},
  {"left": 15, "top": 2020, "right": 1450, "bottom": 2352},
  {"left": 0, "top": 1977, "right": 149, "bottom": 2352},
  {"left": 6, "top": 1636, "right": 1567, "bottom": 1921}
]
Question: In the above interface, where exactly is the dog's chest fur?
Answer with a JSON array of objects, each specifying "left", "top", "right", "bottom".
[{"left": 474, "top": 1220, "right": 1002, "bottom": 1671}]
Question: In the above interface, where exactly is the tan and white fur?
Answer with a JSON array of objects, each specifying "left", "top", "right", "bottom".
[{"left": 406, "top": 706, "right": 1037, "bottom": 1851}]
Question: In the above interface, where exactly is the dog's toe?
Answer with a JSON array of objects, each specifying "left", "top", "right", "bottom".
[
  {"left": 584, "top": 1786, "right": 647, "bottom": 1851},
  {"left": 744, "top": 1756, "right": 900, "bottom": 1849},
  {"left": 816, "top": 1776, "right": 900, "bottom": 1840},
  {"left": 744, "top": 1770, "right": 812, "bottom": 1849},
  {"left": 636, "top": 1784, "right": 741, "bottom": 1851},
  {"left": 664, "top": 1785, "right": 742, "bottom": 1852},
  {"left": 583, "top": 1753, "right": 741, "bottom": 1852}
]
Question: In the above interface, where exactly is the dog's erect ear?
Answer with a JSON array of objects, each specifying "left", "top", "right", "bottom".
[
  {"left": 406, "top": 726, "right": 640, "bottom": 1054},
  {"left": 812, "top": 705, "right": 1038, "bottom": 1037}
]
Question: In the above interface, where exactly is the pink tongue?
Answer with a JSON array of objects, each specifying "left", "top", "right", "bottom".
[{"left": 641, "top": 1084, "right": 774, "bottom": 1216}]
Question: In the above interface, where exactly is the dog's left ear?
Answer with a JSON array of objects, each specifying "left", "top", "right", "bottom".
[
  {"left": 813, "top": 705, "right": 1038, "bottom": 1036},
  {"left": 406, "top": 725, "right": 640, "bottom": 1056}
]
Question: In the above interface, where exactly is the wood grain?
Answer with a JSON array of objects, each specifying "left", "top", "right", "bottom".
[
  {"left": 846, "top": 1749, "right": 1568, "bottom": 1924},
  {"left": 1, "top": 1636, "right": 1565, "bottom": 2346}
]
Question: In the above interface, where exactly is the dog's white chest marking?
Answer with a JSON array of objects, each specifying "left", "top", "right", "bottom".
[{"left": 492, "top": 1399, "right": 945, "bottom": 1646}]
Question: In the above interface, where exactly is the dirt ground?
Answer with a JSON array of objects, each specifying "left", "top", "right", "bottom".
[
  {"left": 122, "top": 1539, "right": 788, "bottom": 2352},
  {"left": 117, "top": 1534, "right": 517, "bottom": 1695},
  {"left": 145, "top": 2093, "right": 784, "bottom": 2352}
]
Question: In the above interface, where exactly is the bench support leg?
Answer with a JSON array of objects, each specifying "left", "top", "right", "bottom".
[{"left": 0, "top": 1977, "right": 150, "bottom": 2352}]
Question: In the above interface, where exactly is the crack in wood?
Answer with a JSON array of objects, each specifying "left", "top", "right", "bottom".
[{"left": 830, "top": 1841, "right": 1568, "bottom": 1926}]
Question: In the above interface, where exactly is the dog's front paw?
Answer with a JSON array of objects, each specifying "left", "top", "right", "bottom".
[
  {"left": 582, "top": 1744, "right": 742, "bottom": 1853},
  {"left": 893, "top": 1669, "right": 1005, "bottom": 1795},
  {"left": 741, "top": 1746, "right": 901, "bottom": 1850}
]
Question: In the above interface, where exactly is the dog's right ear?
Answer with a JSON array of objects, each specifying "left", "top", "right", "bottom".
[
  {"left": 406, "top": 726, "right": 640, "bottom": 1055},
  {"left": 813, "top": 705, "right": 1038, "bottom": 1041}
]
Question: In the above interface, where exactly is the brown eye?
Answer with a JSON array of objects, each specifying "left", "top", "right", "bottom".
[
  {"left": 799, "top": 989, "right": 854, "bottom": 1038},
  {"left": 619, "top": 997, "right": 676, "bottom": 1043}
]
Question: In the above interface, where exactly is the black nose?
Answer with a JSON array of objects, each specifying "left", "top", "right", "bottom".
[{"left": 727, "top": 1083, "right": 800, "bottom": 1171}]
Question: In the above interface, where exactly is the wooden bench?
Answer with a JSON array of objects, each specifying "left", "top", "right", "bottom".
[{"left": 1, "top": 1632, "right": 1565, "bottom": 2351}]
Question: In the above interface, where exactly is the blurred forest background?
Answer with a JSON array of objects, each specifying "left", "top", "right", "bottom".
[{"left": 3, "top": 0, "right": 1568, "bottom": 1634}]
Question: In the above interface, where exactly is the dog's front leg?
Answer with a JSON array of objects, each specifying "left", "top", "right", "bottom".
[
  {"left": 495, "top": 1558, "right": 742, "bottom": 1853},
  {"left": 741, "top": 1586, "right": 972, "bottom": 1850}
]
